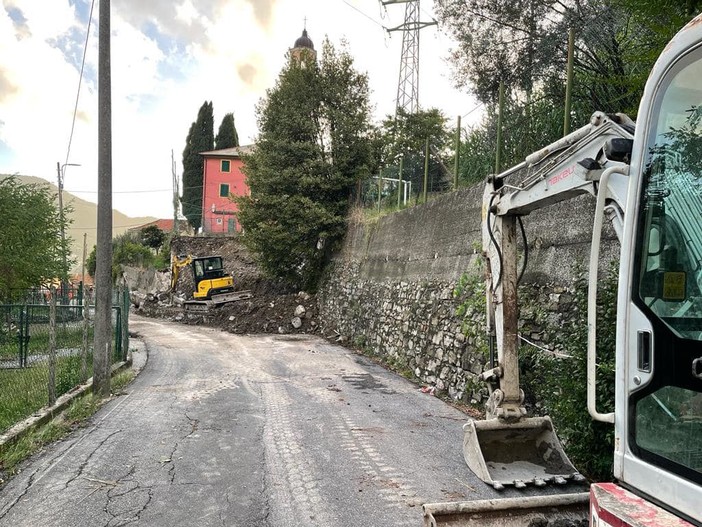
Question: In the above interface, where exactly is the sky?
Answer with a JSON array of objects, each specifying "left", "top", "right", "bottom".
[{"left": 0, "top": 0, "right": 480, "bottom": 219}]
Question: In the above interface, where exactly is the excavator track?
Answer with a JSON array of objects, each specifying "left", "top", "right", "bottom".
[{"left": 183, "top": 290, "right": 253, "bottom": 312}]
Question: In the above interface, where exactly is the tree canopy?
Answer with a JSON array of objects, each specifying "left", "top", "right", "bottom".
[
  {"left": 181, "top": 101, "right": 214, "bottom": 231},
  {"left": 236, "top": 39, "right": 374, "bottom": 290},
  {"left": 435, "top": 0, "right": 702, "bottom": 185},
  {"left": 87, "top": 232, "right": 156, "bottom": 282},
  {"left": 215, "top": 113, "right": 240, "bottom": 149},
  {"left": 436, "top": 0, "right": 700, "bottom": 113},
  {"left": 377, "top": 108, "right": 452, "bottom": 200},
  {"left": 0, "top": 176, "right": 72, "bottom": 300},
  {"left": 140, "top": 225, "right": 166, "bottom": 251}
]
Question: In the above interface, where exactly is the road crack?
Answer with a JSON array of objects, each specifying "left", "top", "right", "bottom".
[
  {"left": 0, "top": 469, "right": 38, "bottom": 521},
  {"left": 64, "top": 429, "right": 124, "bottom": 490}
]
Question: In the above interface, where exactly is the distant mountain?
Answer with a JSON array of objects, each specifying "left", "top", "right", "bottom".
[{"left": 1, "top": 174, "right": 157, "bottom": 273}]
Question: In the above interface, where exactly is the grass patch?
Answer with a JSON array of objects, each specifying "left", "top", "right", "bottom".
[
  {"left": 0, "top": 354, "right": 94, "bottom": 433},
  {"left": 0, "top": 368, "right": 136, "bottom": 483},
  {"left": 0, "top": 367, "right": 48, "bottom": 432}
]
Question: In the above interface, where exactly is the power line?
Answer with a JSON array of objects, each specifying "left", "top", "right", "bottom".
[
  {"left": 63, "top": 0, "right": 96, "bottom": 167},
  {"left": 462, "top": 103, "right": 485, "bottom": 119},
  {"left": 341, "top": 0, "right": 387, "bottom": 29},
  {"left": 65, "top": 188, "right": 174, "bottom": 194}
]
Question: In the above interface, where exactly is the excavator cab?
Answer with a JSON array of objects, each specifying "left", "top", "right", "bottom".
[{"left": 190, "top": 256, "right": 235, "bottom": 299}]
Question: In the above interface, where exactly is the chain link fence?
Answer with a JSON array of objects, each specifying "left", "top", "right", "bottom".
[{"left": 0, "top": 285, "right": 130, "bottom": 434}]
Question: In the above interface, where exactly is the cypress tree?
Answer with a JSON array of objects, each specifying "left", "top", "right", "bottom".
[
  {"left": 181, "top": 101, "right": 214, "bottom": 231},
  {"left": 215, "top": 113, "right": 240, "bottom": 149}
]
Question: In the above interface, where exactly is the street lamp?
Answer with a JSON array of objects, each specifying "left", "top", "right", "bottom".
[{"left": 56, "top": 161, "right": 81, "bottom": 297}]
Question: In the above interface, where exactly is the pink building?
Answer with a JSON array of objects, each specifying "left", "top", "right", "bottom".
[{"left": 200, "top": 145, "right": 253, "bottom": 233}]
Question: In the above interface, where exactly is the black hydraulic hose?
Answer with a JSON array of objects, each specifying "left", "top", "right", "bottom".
[
  {"left": 517, "top": 215, "right": 528, "bottom": 284},
  {"left": 487, "top": 193, "right": 503, "bottom": 288}
]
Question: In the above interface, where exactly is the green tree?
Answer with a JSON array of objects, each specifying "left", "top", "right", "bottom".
[
  {"left": 237, "top": 39, "right": 373, "bottom": 290},
  {"left": 379, "top": 108, "right": 452, "bottom": 200},
  {"left": 0, "top": 176, "right": 72, "bottom": 300},
  {"left": 140, "top": 225, "right": 165, "bottom": 252},
  {"left": 215, "top": 113, "right": 240, "bottom": 149},
  {"left": 437, "top": 0, "right": 700, "bottom": 114},
  {"left": 437, "top": 1, "right": 700, "bottom": 185},
  {"left": 87, "top": 245, "right": 96, "bottom": 278},
  {"left": 86, "top": 233, "right": 154, "bottom": 282},
  {"left": 181, "top": 101, "right": 214, "bottom": 231}
]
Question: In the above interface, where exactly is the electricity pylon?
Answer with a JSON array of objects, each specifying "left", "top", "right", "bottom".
[{"left": 382, "top": 0, "right": 437, "bottom": 115}]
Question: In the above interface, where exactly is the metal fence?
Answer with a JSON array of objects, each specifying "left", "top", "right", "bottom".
[
  {"left": 358, "top": 152, "right": 455, "bottom": 213},
  {"left": 0, "top": 285, "right": 130, "bottom": 435}
]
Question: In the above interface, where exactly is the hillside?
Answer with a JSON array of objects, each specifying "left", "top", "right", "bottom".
[{"left": 1, "top": 174, "right": 157, "bottom": 273}]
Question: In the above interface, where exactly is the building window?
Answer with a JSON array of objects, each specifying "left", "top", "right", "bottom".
[
  {"left": 221, "top": 160, "right": 231, "bottom": 172},
  {"left": 219, "top": 183, "right": 230, "bottom": 197},
  {"left": 216, "top": 218, "right": 223, "bottom": 225}
]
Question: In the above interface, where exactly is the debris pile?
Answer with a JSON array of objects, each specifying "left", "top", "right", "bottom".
[{"left": 131, "top": 235, "right": 321, "bottom": 335}]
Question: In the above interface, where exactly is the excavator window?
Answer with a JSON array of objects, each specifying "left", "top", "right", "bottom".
[
  {"left": 193, "top": 260, "right": 204, "bottom": 279},
  {"left": 633, "top": 49, "right": 702, "bottom": 483}
]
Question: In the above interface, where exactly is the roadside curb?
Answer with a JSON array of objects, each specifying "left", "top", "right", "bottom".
[{"left": 0, "top": 339, "right": 146, "bottom": 450}]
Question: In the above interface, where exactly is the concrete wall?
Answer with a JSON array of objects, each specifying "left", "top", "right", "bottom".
[{"left": 318, "top": 184, "right": 619, "bottom": 401}]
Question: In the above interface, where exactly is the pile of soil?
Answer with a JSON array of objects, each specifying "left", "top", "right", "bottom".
[{"left": 136, "top": 235, "right": 321, "bottom": 335}]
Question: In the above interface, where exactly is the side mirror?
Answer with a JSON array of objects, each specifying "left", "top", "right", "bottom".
[{"left": 605, "top": 138, "right": 634, "bottom": 163}]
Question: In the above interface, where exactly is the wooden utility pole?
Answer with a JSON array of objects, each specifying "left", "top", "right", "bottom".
[
  {"left": 495, "top": 81, "right": 505, "bottom": 174},
  {"left": 564, "top": 28, "right": 575, "bottom": 135},
  {"left": 423, "top": 137, "right": 429, "bottom": 203},
  {"left": 397, "top": 156, "right": 404, "bottom": 209},
  {"left": 94, "top": 0, "right": 112, "bottom": 397},
  {"left": 172, "top": 149, "right": 179, "bottom": 235},
  {"left": 454, "top": 115, "right": 461, "bottom": 190}
]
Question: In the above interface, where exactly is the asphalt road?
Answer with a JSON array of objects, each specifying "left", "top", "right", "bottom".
[{"left": 0, "top": 315, "right": 506, "bottom": 526}]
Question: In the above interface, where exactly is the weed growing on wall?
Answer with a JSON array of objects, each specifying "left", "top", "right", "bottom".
[
  {"left": 527, "top": 264, "right": 618, "bottom": 482},
  {"left": 455, "top": 257, "right": 618, "bottom": 481},
  {"left": 453, "top": 264, "right": 488, "bottom": 361}
]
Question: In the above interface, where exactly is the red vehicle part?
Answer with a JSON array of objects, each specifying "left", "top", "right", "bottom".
[{"left": 590, "top": 483, "right": 695, "bottom": 527}]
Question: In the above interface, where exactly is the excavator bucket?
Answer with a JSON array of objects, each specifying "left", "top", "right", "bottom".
[
  {"left": 423, "top": 492, "right": 590, "bottom": 527},
  {"left": 463, "top": 416, "right": 582, "bottom": 489}
]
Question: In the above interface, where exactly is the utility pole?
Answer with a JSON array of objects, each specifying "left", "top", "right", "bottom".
[
  {"left": 172, "top": 149, "right": 179, "bottom": 235},
  {"left": 94, "top": 0, "right": 112, "bottom": 398},
  {"left": 56, "top": 162, "right": 67, "bottom": 290},
  {"left": 563, "top": 28, "right": 575, "bottom": 135},
  {"left": 56, "top": 161, "right": 80, "bottom": 302},
  {"left": 453, "top": 115, "right": 461, "bottom": 190}
]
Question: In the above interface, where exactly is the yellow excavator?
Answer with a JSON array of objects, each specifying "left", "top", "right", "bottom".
[{"left": 170, "top": 254, "right": 252, "bottom": 312}]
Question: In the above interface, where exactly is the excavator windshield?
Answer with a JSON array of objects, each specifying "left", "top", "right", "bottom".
[
  {"left": 638, "top": 54, "right": 702, "bottom": 338},
  {"left": 634, "top": 48, "right": 702, "bottom": 484}
]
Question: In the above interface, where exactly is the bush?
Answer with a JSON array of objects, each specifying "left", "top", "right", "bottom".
[{"left": 87, "top": 233, "right": 156, "bottom": 282}]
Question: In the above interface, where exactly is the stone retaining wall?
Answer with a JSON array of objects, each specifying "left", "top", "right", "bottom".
[{"left": 318, "top": 183, "right": 619, "bottom": 401}]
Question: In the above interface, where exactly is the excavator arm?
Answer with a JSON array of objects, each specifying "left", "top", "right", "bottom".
[
  {"left": 425, "top": 112, "right": 635, "bottom": 526},
  {"left": 170, "top": 254, "right": 193, "bottom": 293},
  {"left": 463, "top": 112, "right": 634, "bottom": 493},
  {"left": 482, "top": 111, "right": 633, "bottom": 422}
]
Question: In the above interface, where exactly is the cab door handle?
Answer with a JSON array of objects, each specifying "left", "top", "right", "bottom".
[{"left": 637, "top": 331, "right": 651, "bottom": 373}]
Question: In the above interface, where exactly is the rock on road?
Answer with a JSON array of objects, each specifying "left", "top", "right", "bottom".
[{"left": 0, "top": 315, "right": 501, "bottom": 526}]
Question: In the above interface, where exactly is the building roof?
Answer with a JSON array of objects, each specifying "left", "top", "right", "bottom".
[
  {"left": 127, "top": 218, "right": 185, "bottom": 233},
  {"left": 294, "top": 28, "right": 314, "bottom": 50},
  {"left": 200, "top": 144, "right": 254, "bottom": 158}
]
